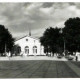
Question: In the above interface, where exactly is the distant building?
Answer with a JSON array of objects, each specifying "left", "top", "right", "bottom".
[{"left": 14, "top": 36, "right": 45, "bottom": 56}]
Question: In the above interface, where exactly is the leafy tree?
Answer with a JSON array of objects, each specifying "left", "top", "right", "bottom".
[
  {"left": 40, "top": 27, "right": 64, "bottom": 55},
  {"left": 0, "top": 25, "right": 14, "bottom": 56},
  {"left": 63, "top": 17, "right": 80, "bottom": 53}
]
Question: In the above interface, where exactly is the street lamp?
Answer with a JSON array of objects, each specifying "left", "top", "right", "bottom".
[{"left": 60, "top": 28, "right": 66, "bottom": 56}]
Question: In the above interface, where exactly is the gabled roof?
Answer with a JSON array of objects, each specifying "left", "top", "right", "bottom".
[{"left": 15, "top": 35, "right": 39, "bottom": 42}]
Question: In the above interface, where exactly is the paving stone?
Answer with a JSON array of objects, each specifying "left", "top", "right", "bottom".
[
  {"left": 0, "top": 60, "right": 79, "bottom": 78},
  {"left": 64, "top": 61, "right": 80, "bottom": 77}
]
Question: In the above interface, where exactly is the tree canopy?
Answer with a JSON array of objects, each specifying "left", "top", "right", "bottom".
[
  {"left": 63, "top": 17, "right": 80, "bottom": 53},
  {"left": 40, "top": 17, "right": 80, "bottom": 55},
  {"left": 0, "top": 25, "right": 14, "bottom": 56},
  {"left": 40, "top": 27, "right": 64, "bottom": 55}
]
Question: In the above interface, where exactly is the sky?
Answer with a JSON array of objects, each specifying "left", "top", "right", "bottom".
[{"left": 0, "top": 2, "right": 80, "bottom": 39}]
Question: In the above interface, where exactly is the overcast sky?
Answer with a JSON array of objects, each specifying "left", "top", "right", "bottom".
[{"left": 0, "top": 2, "right": 80, "bottom": 39}]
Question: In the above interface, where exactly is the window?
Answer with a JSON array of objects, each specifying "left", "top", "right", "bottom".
[
  {"left": 17, "top": 46, "right": 21, "bottom": 54},
  {"left": 33, "top": 46, "right": 37, "bottom": 53},
  {"left": 25, "top": 46, "right": 29, "bottom": 54},
  {"left": 26, "top": 39, "right": 28, "bottom": 41}
]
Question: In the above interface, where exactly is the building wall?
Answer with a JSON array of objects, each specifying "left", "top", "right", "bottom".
[{"left": 15, "top": 36, "right": 45, "bottom": 56}]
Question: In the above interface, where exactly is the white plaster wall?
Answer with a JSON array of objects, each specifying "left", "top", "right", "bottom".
[{"left": 15, "top": 36, "right": 45, "bottom": 55}]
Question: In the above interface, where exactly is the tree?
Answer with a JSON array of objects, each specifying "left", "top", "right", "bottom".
[
  {"left": 63, "top": 17, "right": 80, "bottom": 53},
  {"left": 0, "top": 25, "right": 14, "bottom": 56},
  {"left": 40, "top": 27, "right": 64, "bottom": 55}
]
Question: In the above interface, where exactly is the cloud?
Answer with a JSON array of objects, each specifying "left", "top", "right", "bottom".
[
  {"left": 42, "top": 3, "right": 54, "bottom": 8},
  {"left": 0, "top": 2, "right": 80, "bottom": 39}
]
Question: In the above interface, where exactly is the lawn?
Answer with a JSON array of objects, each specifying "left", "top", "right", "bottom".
[{"left": 0, "top": 60, "right": 79, "bottom": 78}]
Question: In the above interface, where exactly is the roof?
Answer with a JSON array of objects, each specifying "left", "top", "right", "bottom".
[{"left": 15, "top": 35, "right": 39, "bottom": 42}]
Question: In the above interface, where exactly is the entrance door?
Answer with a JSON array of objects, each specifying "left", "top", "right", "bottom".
[
  {"left": 25, "top": 46, "right": 29, "bottom": 55},
  {"left": 33, "top": 46, "right": 37, "bottom": 55}
]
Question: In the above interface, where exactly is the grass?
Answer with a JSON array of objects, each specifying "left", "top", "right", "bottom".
[{"left": 0, "top": 60, "right": 79, "bottom": 78}]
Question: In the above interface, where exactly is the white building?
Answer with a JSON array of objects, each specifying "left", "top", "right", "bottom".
[{"left": 15, "top": 36, "right": 45, "bottom": 56}]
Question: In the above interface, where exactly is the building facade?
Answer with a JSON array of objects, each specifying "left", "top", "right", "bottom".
[{"left": 15, "top": 36, "right": 45, "bottom": 56}]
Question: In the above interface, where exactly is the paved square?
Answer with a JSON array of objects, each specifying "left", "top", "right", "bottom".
[{"left": 0, "top": 60, "right": 79, "bottom": 78}]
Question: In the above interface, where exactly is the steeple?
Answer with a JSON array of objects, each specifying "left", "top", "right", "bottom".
[{"left": 29, "top": 27, "right": 31, "bottom": 36}]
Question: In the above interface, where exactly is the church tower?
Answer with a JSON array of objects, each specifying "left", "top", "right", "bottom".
[{"left": 29, "top": 27, "right": 31, "bottom": 36}]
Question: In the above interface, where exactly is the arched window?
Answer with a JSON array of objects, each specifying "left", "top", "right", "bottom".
[
  {"left": 17, "top": 46, "right": 21, "bottom": 54},
  {"left": 25, "top": 46, "right": 29, "bottom": 54},
  {"left": 33, "top": 46, "right": 37, "bottom": 53}
]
